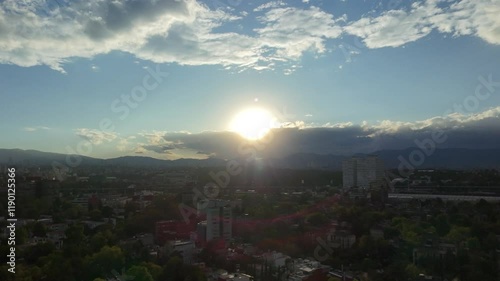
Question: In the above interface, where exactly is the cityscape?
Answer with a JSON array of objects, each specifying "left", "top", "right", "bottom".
[{"left": 1, "top": 0, "right": 500, "bottom": 281}]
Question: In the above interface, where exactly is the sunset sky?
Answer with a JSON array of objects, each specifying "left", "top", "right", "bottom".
[{"left": 1, "top": 0, "right": 499, "bottom": 159}]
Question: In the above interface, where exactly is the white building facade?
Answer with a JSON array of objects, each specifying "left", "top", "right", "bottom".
[
  {"left": 342, "top": 156, "right": 385, "bottom": 189},
  {"left": 201, "top": 200, "right": 232, "bottom": 242}
]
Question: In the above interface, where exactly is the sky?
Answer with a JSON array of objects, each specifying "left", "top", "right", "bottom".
[{"left": 0, "top": 0, "right": 500, "bottom": 160}]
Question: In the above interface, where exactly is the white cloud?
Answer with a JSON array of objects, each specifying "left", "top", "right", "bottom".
[
  {"left": 0, "top": 0, "right": 343, "bottom": 73},
  {"left": 255, "top": 6, "right": 343, "bottom": 61},
  {"left": 370, "top": 106, "right": 500, "bottom": 134},
  {"left": 23, "top": 126, "right": 50, "bottom": 132},
  {"left": 138, "top": 131, "right": 169, "bottom": 145},
  {"left": 344, "top": 0, "right": 440, "bottom": 48},
  {"left": 431, "top": 0, "right": 500, "bottom": 45},
  {"left": 1, "top": 0, "right": 498, "bottom": 73},
  {"left": 75, "top": 128, "right": 117, "bottom": 144},
  {"left": 344, "top": 0, "right": 500, "bottom": 48},
  {"left": 254, "top": 1, "right": 286, "bottom": 12},
  {"left": 116, "top": 136, "right": 137, "bottom": 152}
]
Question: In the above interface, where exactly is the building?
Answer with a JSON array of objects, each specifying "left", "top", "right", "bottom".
[
  {"left": 217, "top": 272, "right": 254, "bottom": 281},
  {"left": 343, "top": 156, "right": 385, "bottom": 189},
  {"left": 155, "top": 220, "right": 193, "bottom": 244},
  {"left": 327, "top": 230, "right": 356, "bottom": 249},
  {"left": 197, "top": 221, "right": 207, "bottom": 244},
  {"left": 166, "top": 240, "right": 195, "bottom": 264},
  {"left": 199, "top": 199, "right": 232, "bottom": 242},
  {"left": 262, "top": 251, "right": 291, "bottom": 268},
  {"left": 210, "top": 270, "right": 254, "bottom": 281}
]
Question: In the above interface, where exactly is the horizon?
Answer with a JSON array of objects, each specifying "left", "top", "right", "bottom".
[
  {"left": 1, "top": 0, "right": 500, "bottom": 161},
  {"left": 3, "top": 146, "right": 500, "bottom": 161}
]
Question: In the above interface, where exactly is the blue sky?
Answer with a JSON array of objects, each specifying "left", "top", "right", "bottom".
[{"left": 1, "top": 0, "right": 500, "bottom": 159}]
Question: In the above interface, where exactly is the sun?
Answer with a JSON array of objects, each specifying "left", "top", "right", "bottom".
[{"left": 229, "top": 108, "right": 277, "bottom": 140}]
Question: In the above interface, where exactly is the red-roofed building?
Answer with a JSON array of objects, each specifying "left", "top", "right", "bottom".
[{"left": 155, "top": 220, "right": 194, "bottom": 244}]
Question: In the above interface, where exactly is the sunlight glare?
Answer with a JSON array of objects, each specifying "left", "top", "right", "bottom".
[{"left": 229, "top": 108, "right": 277, "bottom": 140}]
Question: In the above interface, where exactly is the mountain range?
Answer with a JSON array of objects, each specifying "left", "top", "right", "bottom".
[{"left": 1, "top": 148, "right": 499, "bottom": 170}]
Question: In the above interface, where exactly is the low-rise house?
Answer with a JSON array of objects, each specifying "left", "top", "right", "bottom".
[
  {"left": 165, "top": 240, "right": 195, "bottom": 264},
  {"left": 46, "top": 231, "right": 65, "bottom": 249},
  {"left": 262, "top": 251, "right": 290, "bottom": 268},
  {"left": 327, "top": 230, "right": 356, "bottom": 249},
  {"left": 413, "top": 238, "right": 458, "bottom": 264},
  {"left": 370, "top": 227, "right": 384, "bottom": 240}
]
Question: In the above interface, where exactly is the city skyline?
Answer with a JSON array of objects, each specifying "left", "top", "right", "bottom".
[{"left": 1, "top": 0, "right": 500, "bottom": 160}]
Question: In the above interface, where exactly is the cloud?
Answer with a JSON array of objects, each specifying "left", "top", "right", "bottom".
[
  {"left": 152, "top": 106, "right": 500, "bottom": 158},
  {"left": 23, "top": 126, "right": 50, "bottom": 132},
  {"left": 431, "top": 0, "right": 500, "bottom": 45},
  {"left": 161, "top": 131, "right": 245, "bottom": 159},
  {"left": 75, "top": 128, "right": 117, "bottom": 144},
  {"left": 254, "top": 1, "right": 286, "bottom": 12},
  {"left": 116, "top": 136, "right": 137, "bottom": 152},
  {"left": 344, "top": 0, "right": 500, "bottom": 48},
  {"left": 142, "top": 145, "right": 175, "bottom": 154},
  {"left": 0, "top": 0, "right": 343, "bottom": 73},
  {"left": 1, "top": 0, "right": 498, "bottom": 72},
  {"left": 344, "top": 0, "right": 440, "bottom": 48},
  {"left": 134, "top": 130, "right": 186, "bottom": 155},
  {"left": 255, "top": 6, "right": 343, "bottom": 61},
  {"left": 138, "top": 131, "right": 169, "bottom": 145}
]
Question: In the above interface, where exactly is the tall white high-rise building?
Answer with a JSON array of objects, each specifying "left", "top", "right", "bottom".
[
  {"left": 342, "top": 156, "right": 385, "bottom": 189},
  {"left": 199, "top": 199, "right": 232, "bottom": 242}
]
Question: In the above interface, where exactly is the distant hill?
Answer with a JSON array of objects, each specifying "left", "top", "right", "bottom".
[
  {"left": 104, "top": 156, "right": 226, "bottom": 167},
  {"left": 0, "top": 148, "right": 499, "bottom": 170},
  {"left": 0, "top": 149, "right": 226, "bottom": 168},
  {"left": 375, "top": 148, "right": 500, "bottom": 170},
  {"left": 0, "top": 149, "right": 101, "bottom": 166}
]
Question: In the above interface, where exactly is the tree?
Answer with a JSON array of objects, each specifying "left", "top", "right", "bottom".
[
  {"left": 405, "top": 263, "right": 420, "bottom": 279},
  {"left": 16, "top": 226, "right": 28, "bottom": 245},
  {"left": 24, "top": 242, "right": 56, "bottom": 264},
  {"left": 64, "top": 223, "right": 86, "bottom": 257},
  {"left": 308, "top": 213, "right": 328, "bottom": 227},
  {"left": 126, "top": 265, "right": 154, "bottom": 281},
  {"left": 163, "top": 256, "right": 183, "bottom": 281},
  {"left": 445, "top": 226, "right": 470, "bottom": 243},
  {"left": 32, "top": 222, "right": 47, "bottom": 237},
  {"left": 83, "top": 246, "right": 125, "bottom": 280},
  {"left": 10, "top": 264, "right": 42, "bottom": 281},
  {"left": 433, "top": 214, "right": 451, "bottom": 237},
  {"left": 90, "top": 231, "right": 112, "bottom": 253},
  {"left": 141, "top": 262, "right": 163, "bottom": 280},
  {"left": 89, "top": 209, "right": 103, "bottom": 221},
  {"left": 39, "top": 252, "right": 74, "bottom": 281},
  {"left": 101, "top": 206, "right": 114, "bottom": 218}
]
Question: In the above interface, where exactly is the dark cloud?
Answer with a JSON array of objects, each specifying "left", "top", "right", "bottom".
[
  {"left": 159, "top": 108, "right": 500, "bottom": 158},
  {"left": 162, "top": 131, "right": 245, "bottom": 159},
  {"left": 84, "top": 0, "right": 189, "bottom": 40}
]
